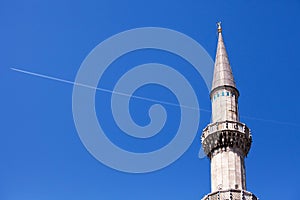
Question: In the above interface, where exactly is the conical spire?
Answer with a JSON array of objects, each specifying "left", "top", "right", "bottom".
[{"left": 211, "top": 22, "right": 236, "bottom": 91}]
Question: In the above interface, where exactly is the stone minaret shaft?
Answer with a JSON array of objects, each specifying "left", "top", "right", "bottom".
[{"left": 201, "top": 23, "right": 256, "bottom": 200}]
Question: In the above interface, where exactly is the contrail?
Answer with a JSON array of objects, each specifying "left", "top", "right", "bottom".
[
  {"left": 240, "top": 115, "right": 299, "bottom": 127},
  {"left": 10, "top": 67, "right": 211, "bottom": 112},
  {"left": 11, "top": 67, "right": 300, "bottom": 127}
]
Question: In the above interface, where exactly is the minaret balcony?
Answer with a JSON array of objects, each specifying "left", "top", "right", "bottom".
[
  {"left": 201, "top": 121, "right": 252, "bottom": 158},
  {"left": 201, "top": 189, "right": 258, "bottom": 200}
]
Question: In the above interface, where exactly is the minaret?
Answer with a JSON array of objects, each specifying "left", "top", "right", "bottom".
[{"left": 201, "top": 23, "right": 258, "bottom": 200}]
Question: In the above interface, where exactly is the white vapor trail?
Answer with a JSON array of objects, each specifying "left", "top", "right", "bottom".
[
  {"left": 11, "top": 67, "right": 300, "bottom": 127},
  {"left": 10, "top": 67, "right": 210, "bottom": 112}
]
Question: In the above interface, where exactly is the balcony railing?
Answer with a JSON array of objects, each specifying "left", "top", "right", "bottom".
[
  {"left": 201, "top": 189, "right": 258, "bottom": 200},
  {"left": 202, "top": 121, "right": 250, "bottom": 139},
  {"left": 201, "top": 121, "right": 252, "bottom": 157}
]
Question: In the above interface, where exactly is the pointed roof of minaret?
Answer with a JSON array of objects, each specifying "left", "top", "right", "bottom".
[{"left": 211, "top": 22, "right": 236, "bottom": 91}]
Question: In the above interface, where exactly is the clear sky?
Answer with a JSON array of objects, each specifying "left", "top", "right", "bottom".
[{"left": 1, "top": 0, "right": 300, "bottom": 199}]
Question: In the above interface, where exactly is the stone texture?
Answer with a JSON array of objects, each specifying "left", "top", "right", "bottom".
[
  {"left": 211, "top": 31, "right": 236, "bottom": 90},
  {"left": 201, "top": 189, "right": 258, "bottom": 200},
  {"left": 201, "top": 24, "right": 257, "bottom": 200}
]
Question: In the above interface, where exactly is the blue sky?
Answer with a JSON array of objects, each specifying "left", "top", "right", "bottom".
[{"left": 1, "top": 0, "right": 300, "bottom": 199}]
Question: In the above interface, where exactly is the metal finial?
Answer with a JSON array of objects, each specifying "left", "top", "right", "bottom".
[{"left": 217, "top": 22, "right": 222, "bottom": 33}]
